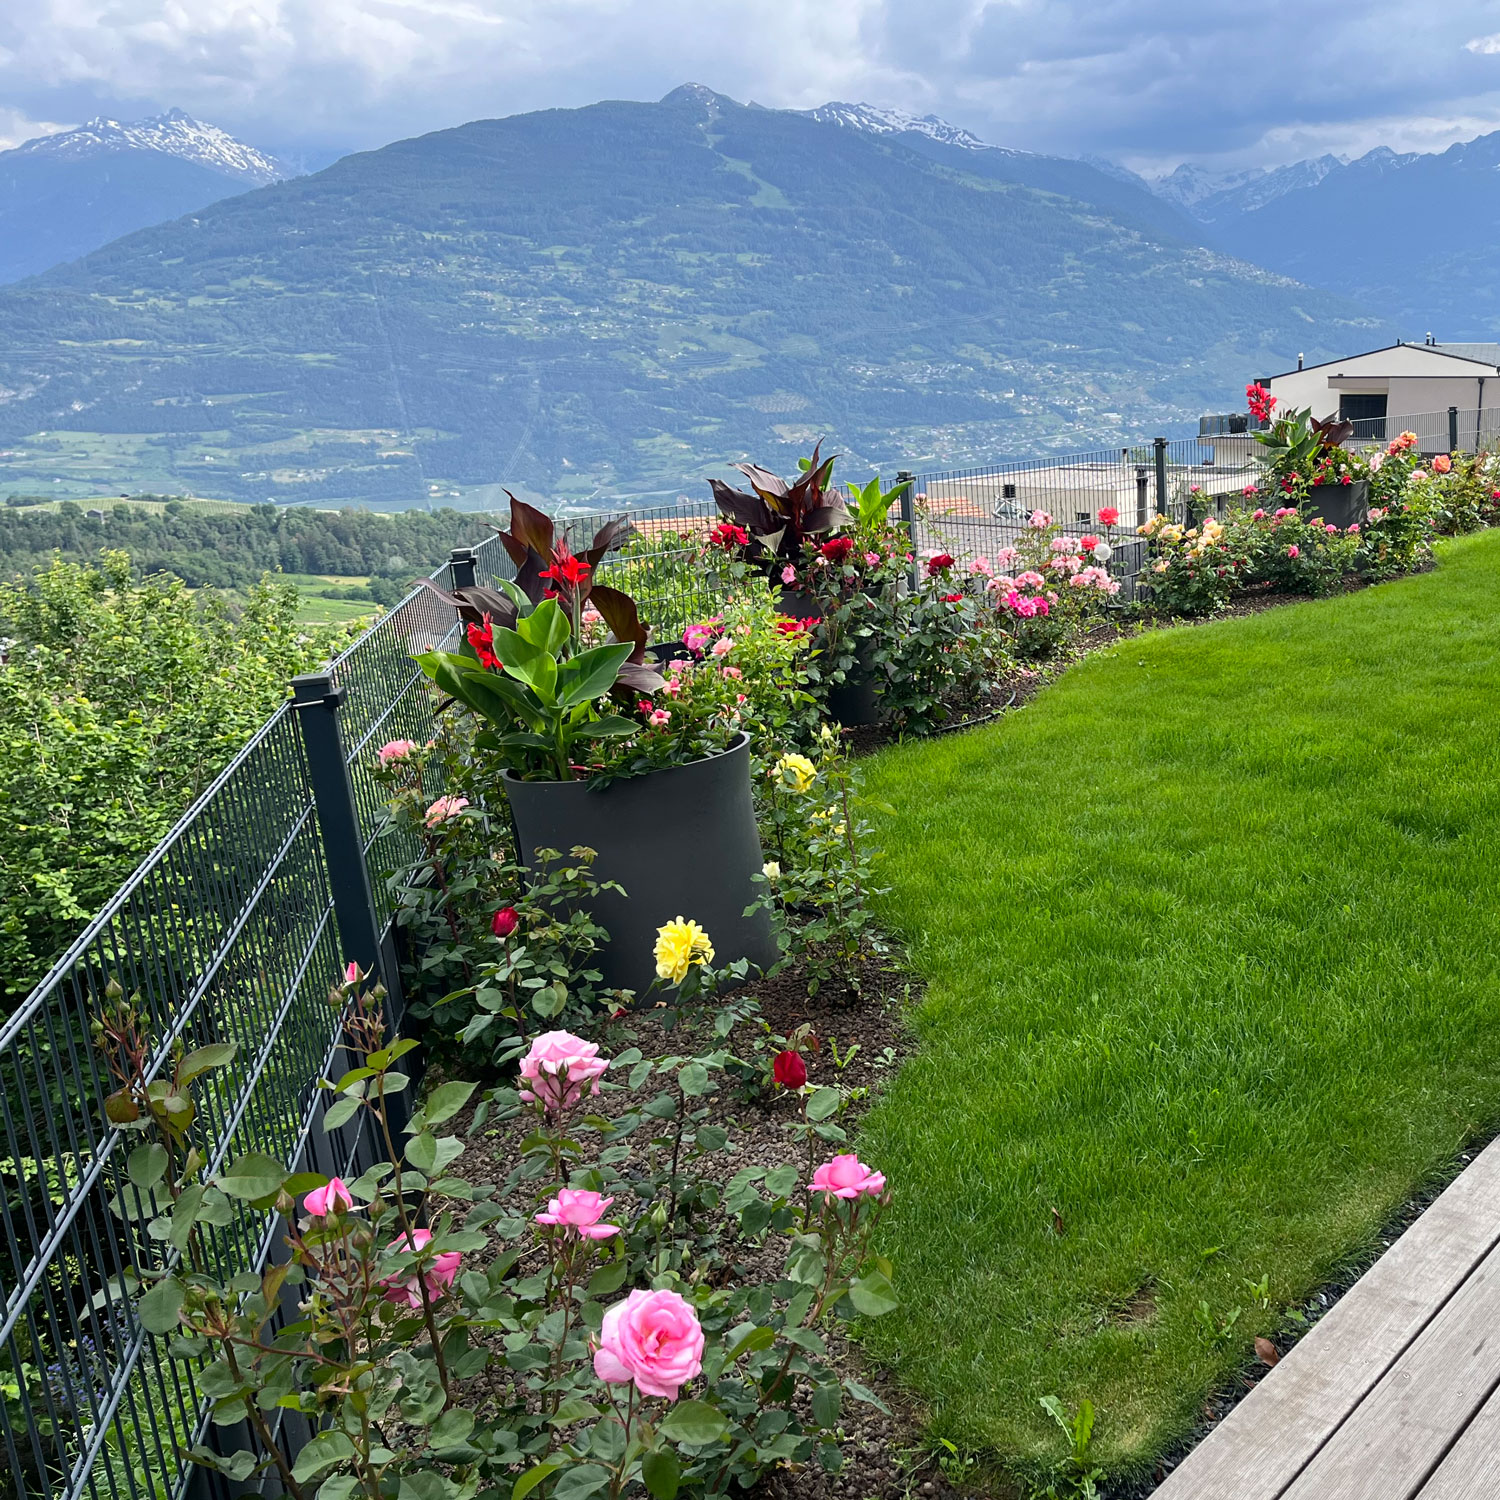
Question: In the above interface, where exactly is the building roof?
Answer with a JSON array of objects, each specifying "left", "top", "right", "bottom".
[{"left": 1264, "top": 341, "right": 1500, "bottom": 381}]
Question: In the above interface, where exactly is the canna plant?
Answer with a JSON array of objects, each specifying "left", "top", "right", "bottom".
[
  {"left": 417, "top": 593, "right": 663, "bottom": 782},
  {"left": 708, "top": 443, "right": 849, "bottom": 565}
]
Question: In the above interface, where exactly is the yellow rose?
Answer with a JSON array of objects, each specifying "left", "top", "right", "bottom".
[
  {"left": 774, "top": 753, "right": 817, "bottom": 793},
  {"left": 653, "top": 916, "right": 715, "bottom": 985}
]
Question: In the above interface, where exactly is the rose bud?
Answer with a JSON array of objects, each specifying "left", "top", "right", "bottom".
[
  {"left": 772, "top": 1050, "right": 807, "bottom": 1090},
  {"left": 492, "top": 906, "right": 519, "bottom": 939}
]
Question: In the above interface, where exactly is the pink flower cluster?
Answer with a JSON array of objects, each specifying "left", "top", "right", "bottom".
[
  {"left": 382, "top": 1228, "right": 462, "bottom": 1311},
  {"left": 1069, "top": 566, "right": 1121, "bottom": 596},
  {"left": 424, "top": 795, "right": 469, "bottom": 826},
  {"left": 682, "top": 617, "right": 724, "bottom": 654},
  {"left": 519, "top": 1030, "right": 609, "bottom": 1114},
  {"left": 1028, "top": 509, "right": 1053, "bottom": 529},
  {"left": 377, "top": 739, "right": 418, "bottom": 765},
  {"left": 1002, "top": 589, "right": 1050, "bottom": 619}
]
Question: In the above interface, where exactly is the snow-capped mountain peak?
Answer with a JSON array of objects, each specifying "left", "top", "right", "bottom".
[
  {"left": 10, "top": 109, "right": 288, "bottom": 186},
  {"left": 803, "top": 101, "right": 1028, "bottom": 157}
]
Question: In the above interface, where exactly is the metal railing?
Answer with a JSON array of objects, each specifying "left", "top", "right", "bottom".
[{"left": 0, "top": 536, "right": 516, "bottom": 1500}]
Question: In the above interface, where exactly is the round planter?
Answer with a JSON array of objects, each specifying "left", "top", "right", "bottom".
[
  {"left": 502, "top": 731, "right": 778, "bottom": 998},
  {"left": 777, "top": 586, "right": 822, "bottom": 621},
  {"left": 825, "top": 635, "right": 881, "bottom": 727},
  {"left": 1306, "top": 479, "right": 1369, "bottom": 532}
]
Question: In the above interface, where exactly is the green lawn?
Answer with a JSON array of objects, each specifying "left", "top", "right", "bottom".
[{"left": 858, "top": 531, "right": 1500, "bottom": 1484}]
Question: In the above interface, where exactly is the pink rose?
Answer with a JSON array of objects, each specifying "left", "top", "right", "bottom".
[
  {"left": 1252, "top": 508, "right": 1266, "bottom": 519},
  {"left": 382, "top": 1228, "right": 461, "bottom": 1309},
  {"left": 343, "top": 960, "right": 361, "bottom": 985},
  {"left": 1349, "top": 523, "right": 1361, "bottom": 534},
  {"left": 1028, "top": 509, "right": 1053, "bottom": 529},
  {"left": 1241, "top": 484, "right": 1257, "bottom": 496},
  {"left": 1286, "top": 545, "right": 1300, "bottom": 558},
  {"left": 593, "top": 1289, "right": 704, "bottom": 1399},
  {"left": 304, "top": 1176, "right": 353, "bottom": 1217},
  {"left": 377, "top": 739, "right": 418, "bottom": 765},
  {"left": 1325, "top": 523, "right": 1338, "bottom": 534},
  {"left": 710, "top": 636, "right": 733, "bottom": 658},
  {"left": 519, "top": 1030, "right": 608, "bottom": 1114},
  {"left": 781, "top": 565, "right": 797, "bottom": 584},
  {"left": 720, "top": 665, "right": 743, "bottom": 680},
  {"left": 535, "top": 1188, "right": 621, "bottom": 1241},
  {"left": 424, "top": 795, "right": 469, "bottom": 826},
  {"left": 809, "top": 1153, "right": 887, "bottom": 1200}
]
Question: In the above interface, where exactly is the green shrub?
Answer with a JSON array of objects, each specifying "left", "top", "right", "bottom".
[{"left": 0, "top": 550, "right": 351, "bottom": 1002}]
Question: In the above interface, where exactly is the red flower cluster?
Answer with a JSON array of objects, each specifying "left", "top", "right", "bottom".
[
  {"left": 540, "top": 540, "right": 592, "bottom": 595},
  {"left": 774, "top": 616, "right": 816, "bottom": 637},
  {"left": 1097, "top": 506, "right": 1120, "bottom": 527},
  {"left": 772, "top": 1050, "right": 807, "bottom": 1090},
  {"left": 1246, "top": 382, "right": 1277, "bottom": 424},
  {"left": 708, "top": 521, "right": 749, "bottom": 550},
  {"left": 941, "top": 592, "right": 964, "bottom": 604},
  {"left": 467, "top": 615, "right": 501, "bottom": 671},
  {"left": 820, "top": 536, "right": 855, "bottom": 562},
  {"left": 925, "top": 553, "right": 955, "bottom": 576}
]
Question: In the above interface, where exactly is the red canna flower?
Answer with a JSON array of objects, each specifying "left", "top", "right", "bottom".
[
  {"left": 492, "top": 906, "right": 519, "bottom": 938},
  {"left": 772, "top": 1050, "right": 807, "bottom": 1090},
  {"left": 540, "top": 539, "right": 592, "bottom": 594},
  {"left": 467, "top": 615, "right": 501, "bottom": 670}
]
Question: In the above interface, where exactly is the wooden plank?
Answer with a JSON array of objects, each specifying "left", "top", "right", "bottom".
[
  {"left": 1415, "top": 1382, "right": 1500, "bottom": 1499},
  {"left": 1283, "top": 1240, "right": 1500, "bottom": 1498},
  {"left": 1154, "top": 1138, "right": 1500, "bottom": 1500}
]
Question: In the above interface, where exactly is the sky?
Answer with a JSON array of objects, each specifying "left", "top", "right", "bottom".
[{"left": 5, "top": 0, "right": 1500, "bottom": 175}]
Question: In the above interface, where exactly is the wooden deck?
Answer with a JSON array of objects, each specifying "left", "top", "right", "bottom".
[{"left": 1157, "top": 1137, "right": 1500, "bottom": 1498}]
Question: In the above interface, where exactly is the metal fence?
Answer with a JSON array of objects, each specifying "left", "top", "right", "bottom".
[{"left": 0, "top": 536, "right": 516, "bottom": 1500}]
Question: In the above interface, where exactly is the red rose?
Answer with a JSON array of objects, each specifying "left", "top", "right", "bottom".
[
  {"left": 820, "top": 536, "right": 855, "bottom": 562},
  {"left": 492, "top": 906, "right": 519, "bottom": 938},
  {"left": 709, "top": 521, "right": 749, "bottom": 550},
  {"left": 1097, "top": 507, "right": 1120, "bottom": 527},
  {"left": 772, "top": 1050, "right": 807, "bottom": 1090},
  {"left": 925, "top": 552, "right": 955, "bottom": 576},
  {"left": 942, "top": 592, "right": 964, "bottom": 603}
]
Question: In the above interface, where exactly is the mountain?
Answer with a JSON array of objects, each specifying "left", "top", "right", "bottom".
[
  {"left": 1192, "top": 134, "right": 1500, "bottom": 334},
  {"left": 1152, "top": 162, "right": 1268, "bottom": 211},
  {"left": 0, "top": 84, "right": 1383, "bottom": 509},
  {"left": 806, "top": 101, "right": 1205, "bottom": 242},
  {"left": 0, "top": 109, "right": 290, "bottom": 283}
]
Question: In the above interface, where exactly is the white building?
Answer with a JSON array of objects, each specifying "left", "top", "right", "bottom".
[{"left": 1257, "top": 338, "right": 1500, "bottom": 449}]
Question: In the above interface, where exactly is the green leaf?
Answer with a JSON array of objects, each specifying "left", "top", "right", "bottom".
[
  {"left": 323, "top": 1095, "right": 361, "bottom": 1131},
  {"left": 290, "top": 1429, "right": 354, "bottom": 1483},
  {"left": 585, "top": 1259, "right": 628, "bottom": 1297},
  {"left": 421, "top": 1080, "right": 478, "bottom": 1126},
  {"left": 178, "top": 1042, "right": 238, "bottom": 1083},
  {"left": 493, "top": 622, "right": 558, "bottom": 702},
  {"left": 811, "top": 1382, "right": 842, "bottom": 1428},
  {"left": 805, "top": 1087, "right": 841, "bottom": 1122},
  {"left": 215, "top": 1154, "right": 289, "bottom": 1201},
  {"left": 138, "top": 1277, "right": 184, "bottom": 1334},
  {"left": 517, "top": 596, "right": 572, "bottom": 655},
  {"left": 725, "top": 1323, "right": 776, "bottom": 1360},
  {"left": 552, "top": 1466, "right": 612, "bottom": 1500},
  {"left": 572, "top": 714, "right": 637, "bottom": 741},
  {"left": 847, "top": 1270, "right": 899, "bottom": 1317},
  {"left": 555, "top": 642, "right": 634, "bottom": 709},
  {"left": 511, "top": 1463, "right": 561, "bottom": 1500},
  {"left": 678, "top": 1062, "right": 711, "bottom": 1097},
  {"left": 843, "top": 1379, "right": 891, "bottom": 1413},
  {"left": 406, "top": 1131, "right": 464, "bottom": 1176},
  {"left": 642, "top": 1448, "right": 681, "bottom": 1500},
  {"left": 184, "top": 1444, "right": 258, "bottom": 1480},
  {"left": 657, "top": 1400, "right": 729, "bottom": 1446},
  {"left": 127, "top": 1142, "right": 168, "bottom": 1189},
  {"left": 319, "top": 1478, "right": 362, "bottom": 1500}
]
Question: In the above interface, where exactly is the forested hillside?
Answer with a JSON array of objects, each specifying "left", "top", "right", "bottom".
[
  {"left": 0, "top": 85, "right": 1383, "bottom": 509},
  {"left": 0, "top": 499, "right": 499, "bottom": 598}
]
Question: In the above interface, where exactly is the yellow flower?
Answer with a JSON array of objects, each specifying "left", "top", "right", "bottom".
[
  {"left": 654, "top": 917, "right": 715, "bottom": 984},
  {"left": 762, "top": 861, "right": 781, "bottom": 882},
  {"left": 774, "top": 753, "right": 817, "bottom": 793}
]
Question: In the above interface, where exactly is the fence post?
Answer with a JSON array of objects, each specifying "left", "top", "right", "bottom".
[
  {"left": 1448, "top": 406, "right": 1459, "bottom": 455},
  {"left": 291, "top": 669, "right": 389, "bottom": 991},
  {"left": 896, "top": 470, "right": 919, "bottom": 593},
  {"left": 1135, "top": 466, "right": 1149, "bottom": 528},
  {"left": 449, "top": 546, "right": 478, "bottom": 589},
  {"left": 1154, "top": 437, "right": 1168, "bottom": 515}
]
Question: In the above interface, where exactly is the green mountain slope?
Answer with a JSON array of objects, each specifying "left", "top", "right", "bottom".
[{"left": 0, "top": 86, "right": 1384, "bottom": 508}]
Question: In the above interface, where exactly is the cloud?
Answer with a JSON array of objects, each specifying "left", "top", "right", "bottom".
[
  {"left": 0, "top": 104, "right": 67, "bottom": 151},
  {"left": 3, "top": 0, "right": 1500, "bottom": 173}
]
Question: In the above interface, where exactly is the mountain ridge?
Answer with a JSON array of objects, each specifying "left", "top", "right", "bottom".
[{"left": 0, "top": 87, "right": 1383, "bottom": 508}]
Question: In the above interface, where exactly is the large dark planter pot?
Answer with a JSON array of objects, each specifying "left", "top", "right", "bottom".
[
  {"left": 1306, "top": 479, "right": 1369, "bottom": 531},
  {"left": 502, "top": 731, "right": 777, "bottom": 998},
  {"left": 825, "top": 636, "right": 881, "bottom": 727},
  {"left": 777, "top": 586, "right": 822, "bottom": 621}
]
